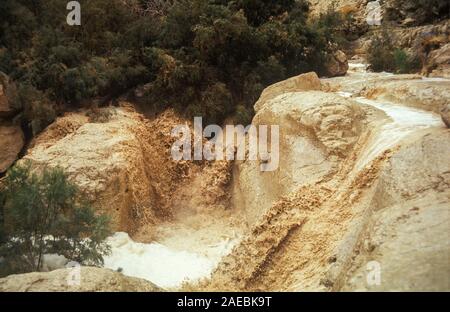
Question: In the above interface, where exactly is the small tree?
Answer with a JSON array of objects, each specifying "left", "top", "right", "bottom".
[
  {"left": 0, "top": 162, "right": 111, "bottom": 276},
  {"left": 367, "top": 28, "right": 396, "bottom": 72},
  {"left": 367, "top": 28, "right": 419, "bottom": 74},
  {"left": 393, "top": 48, "right": 420, "bottom": 74}
]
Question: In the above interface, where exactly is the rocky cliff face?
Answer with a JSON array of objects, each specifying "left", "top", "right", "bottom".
[
  {"left": 383, "top": 0, "right": 449, "bottom": 26},
  {"left": 20, "top": 105, "right": 203, "bottom": 233},
  {"left": 310, "top": 0, "right": 449, "bottom": 27},
  {"left": 427, "top": 43, "right": 450, "bottom": 78},
  {"left": 20, "top": 103, "right": 235, "bottom": 238},
  {"left": 309, "top": 0, "right": 366, "bottom": 18},
  {"left": 21, "top": 106, "right": 158, "bottom": 233}
]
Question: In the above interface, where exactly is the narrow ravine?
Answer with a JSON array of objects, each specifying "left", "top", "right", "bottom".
[
  {"left": 102, "top": 60, "right": 446, "bottom": 291},
  {"left": 103, "top": 162, "right": 243, "bottom": 290}
]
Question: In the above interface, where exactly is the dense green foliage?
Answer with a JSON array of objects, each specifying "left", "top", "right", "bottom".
[
  {"left": 310, "top": 3, "right": 364, "bottom": 52},
  {"left": 367, "top": 28, "right": 420, "bottom": 74},
  {"left": 0, "top": 0, "right": 337, "bottom": 127},
  {"left": 0, "top": 163, "right": 111, "bottom": 277}
]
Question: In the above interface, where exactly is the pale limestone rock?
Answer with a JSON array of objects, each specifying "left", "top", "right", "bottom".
[
  {"left": 254, "top": 72, "right": 321, "bottom": 112},
  {"left": 210, "top": 61, "right": 449, "bottom": 291},
  {"left": 325, "top": 50, "right": 349, "bottom": 77},
  {"left": 0, "top": 267, "right": 161, "bottom": 292},
  {"left": 343, "top": 130, "right": 450, "bottom": 291},
  {"left": 20, "top": 105, "right": 208, "bottom": 233},
  {"left": 21, "top": 107, "right": 155, "bottom": 233},
  {"left": 324, "top": 71, "right": 450, "bottom": 114},
  {"left": 309, "top": 0, "right": 366, "bottom": 19},
  {"left": 233, "top": 91, "right": 366, "bottom": 223}
]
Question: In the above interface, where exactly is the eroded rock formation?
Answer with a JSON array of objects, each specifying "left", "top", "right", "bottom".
[
  {"left": 202, "top": 64, "right": 449, "bottom": 292},
  {"left": 233, "top": 88, "right": 369, "bottom": 224},
  {"left": 21, "top": 105, "right": 202, "bottom": 233},
  {"left": 342, "top": 130, "right": 450, "bottom": 291}
]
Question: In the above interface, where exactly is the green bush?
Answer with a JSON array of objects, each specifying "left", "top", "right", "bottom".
[
  {"left": 367, "top": 30, "right": 395, "bottom": 72},
  {"left": 367, "top": 29, "right": 420, "bottom": 74},
  {"left": 234, "top": 0, "right": 300, "bottom": 27},
  {"left": 10, "top": 84, "right": 57, "bottom": 136},
  {"left": 393, "top": 49, "right": 421, "bottom": 74},
  {"left": 0, "top": 163, "right": 111, "bottom": 277}
]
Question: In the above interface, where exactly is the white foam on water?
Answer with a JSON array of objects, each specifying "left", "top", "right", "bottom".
[
  {"left": 103, "top": 232, "right": 236, "bottom": 289},
  {"left": 337, "top": 91, "right": 353, "bottom": 98},
  {"left": 348, "top": 63, "right": 367, "bottom": 73},
  {"left": 420, "top": 77, "right": 450, "bottom": 83},
  {"left": 349, "top": 63, "right": 367, "bottom": 68}
]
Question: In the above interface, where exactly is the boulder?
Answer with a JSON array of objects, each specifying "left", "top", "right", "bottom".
[
  {"left": 254, "top": 72, "right": 321, "bottom": 112},
  {"left": 0, "top": 124, "right": 24, "bottom": 173},
  {"left": 0, "top": 267, "right": 162, "bottom": 292},
  {"left": 325, "top": 50, "right": 349, "bottom": 77}
]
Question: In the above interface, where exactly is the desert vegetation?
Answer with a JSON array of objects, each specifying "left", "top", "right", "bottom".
[
  {"left": 0, "top": 163, "right": 110, "bottom": 277},
  {"left": 367, "top": 27, "right": 421, "bottom": 74},
  {"left": 0, "top": 0, "right": 348, "bottom": 130}
]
